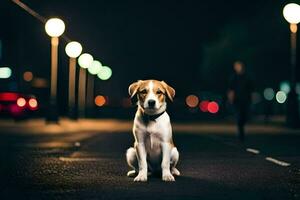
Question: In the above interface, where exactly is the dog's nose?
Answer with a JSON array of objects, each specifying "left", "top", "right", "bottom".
[{"left": 148, "top": 100, "right": 156, "bottom": 107}]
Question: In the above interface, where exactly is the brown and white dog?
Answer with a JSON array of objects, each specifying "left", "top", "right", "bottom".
[{"left": 126, "top": 80, "right": 180, "bottom": 182}]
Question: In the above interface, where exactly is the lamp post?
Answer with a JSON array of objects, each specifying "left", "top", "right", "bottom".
[
  {"left": 65, "top": 41, "right": 82, "bottom": 119},
  {"left": 78, "top": 53, "right": 93, "bottom": 118},
  {"left": 45, "top": 18, "right": 65, "bottom": 123},
  {"left": 86, "top": 60, "right": 102, "bottom": 117},
  {"left": 283, "top": 3, "right": 300, "bottom": 128}
]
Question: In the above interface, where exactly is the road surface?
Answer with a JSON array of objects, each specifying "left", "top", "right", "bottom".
[{"left": 0, "top": 119, "right": 299, "bottom": 199}]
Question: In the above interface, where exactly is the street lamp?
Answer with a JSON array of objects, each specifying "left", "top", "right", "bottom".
[
  {"left": 77, "top": 53, "right": 93, "bottom": 118},
  {"left": 45, "top": 18, "right": 65, "bottom": 123},
  {"left": 283, "top": 3, "right": 300, "bottom": 128},
  {"left": 97, "top": 66, "right": 112, "bottom": 80},
  {"left": 65, "top": 41, "right": 82, "bottom": 119},
  {"left": 86, "top": 60, "right": 102, "bottom": 116}
]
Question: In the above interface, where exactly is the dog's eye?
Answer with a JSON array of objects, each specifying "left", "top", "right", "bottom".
[
  {"left": 156, "top": 90, "right": 163, "bottom": 95},
  {"left": 140, "top": 89, "right": 147, "bottom": 94}
]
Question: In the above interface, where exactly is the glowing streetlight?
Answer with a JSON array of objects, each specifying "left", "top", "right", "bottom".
[
  {"left": 263, "top": 88, "right": 275, "bottom": 101},
  {"left": 283, "top": 3, "right": 300, "bottom": 127},
  {"left": 276, "top": 91, "right": 287, "bottom": 104},
  {"left": 77, "top": 53, "right": 93, "bottom": 118},
  {"left": 88, "top": 60, "right": 102, "bottom": 75},
  {"left": 86, "top": 60, "right": 102, "bottom": 116},
  {"left": 0, "top": 67, "right": 12, "bottom": 79},
  {"left": 65, "top": 41, "right": 82, "bottom": 119},
  {"left": 45, "top": 18, "right": 65, "bottom": 122},
  {"left": 283, "top": 4, "right": 300, "bottom": 24},
  {"left": 97, "top": 66, "right": 112, "bottom": 80},
  {"left": 78, "top": 53, "right": 93, "bottom": 68}
]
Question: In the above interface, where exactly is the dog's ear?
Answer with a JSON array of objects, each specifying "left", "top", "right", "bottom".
[
  {"left": 128, "top": 80, "right": 141, "bottom": 98},
  {"left": 161, "top": 81, "right": 175, "bottom": 102}
]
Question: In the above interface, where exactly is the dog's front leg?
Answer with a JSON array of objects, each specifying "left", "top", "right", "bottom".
[
  {"left": 161, "top": 142, "right": 175, "bottom": 181},
  {"left": 134, "top": 142, "right": 148, "bottom": 182}
]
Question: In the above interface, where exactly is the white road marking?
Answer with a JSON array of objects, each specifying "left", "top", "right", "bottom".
[
  {"left": 59, "top": 157, "right": 102, "bottom": 162},
  {"left": 265, "top": 157, "right": 291, "bottom": 167},
  {"left": 246, "top": 148, "right": 260, "bottom": 154}
]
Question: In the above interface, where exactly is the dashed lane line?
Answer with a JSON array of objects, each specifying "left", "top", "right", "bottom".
[
  {"left": 265, "top": 157, "right": 291, "bottom": 167},
  {"left": 246, "top": 148, "right": 260, "bottom": 154}
]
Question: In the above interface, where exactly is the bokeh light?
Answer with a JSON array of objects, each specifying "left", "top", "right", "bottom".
[
  {"left": 280, "top": 81, "right": 290, "bottom": 94},
  {"left": 263, "top": 88, "right": 275, "bottom": 101},
  {"left": 78, "top": 53, "right": 93, "bottom": 69},
  {"left": 97, "top": 66, "right": 112, "bottom": 80},
  {"left": 0, "top": 67, "right": 12, "bottom": 79},
  {"left": 199, "top": 100, "right": 209, "bottom": 112},
  {"left": 23, "top": 71, "right": 33, "bottom": 82},
  {"left": 88, "top": 60, "right": 102, "bottom": 75},
  {"left": 185, "top": 95, "right": 199, "bottom": 108},
  {"left": 45, "top": 18, "right": 65, "bottom": 37},
  {"left": 65, "top": 41, "right": 82, "bottom": 58},
  {"left": 28, "top": 98, "right": 38, "bottom": 109},
  {"left": 276, "top": 91, "right": 287, "bottom": 104},
  {"left": 95, "top": 95, "right": 106, "bottom": 107},
  {"left": 16, "top": 97, "right": 26, "bottom": 107},
  {"left": 207, "top": 101, "right": 219, "bottom": 114},
  {"left": 283, "top": 3, "right": 300, "bottom": 24}
]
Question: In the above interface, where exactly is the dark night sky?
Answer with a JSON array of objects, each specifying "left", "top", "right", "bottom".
[{"left": 0, "top": 0, "right": 299, "bottom": 109}]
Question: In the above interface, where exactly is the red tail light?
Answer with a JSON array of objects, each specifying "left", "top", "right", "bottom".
[
  {"left": 16, "top": 97, "right": 26, "bottom": 107},
  {"left": 0, "top": 92, "right": 18, "bottom": 101},
  {"left": 28, "top": 98, "right": 38, "bottom": 110}
]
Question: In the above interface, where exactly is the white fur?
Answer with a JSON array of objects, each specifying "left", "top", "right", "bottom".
[
  {"left": 143, "top": 81, "right": 167, "bottom": 115},
  {"left": 126, "top": 81, "right": 180, "bottom": 182}
]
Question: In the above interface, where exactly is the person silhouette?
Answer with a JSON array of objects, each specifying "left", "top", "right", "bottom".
[{"left": 228, "top": 61, "right": 254, "bottom": 142}]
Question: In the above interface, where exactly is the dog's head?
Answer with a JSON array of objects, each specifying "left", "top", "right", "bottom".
[{"left": 128, "top": 80, "right": 175, "bottom": 115}]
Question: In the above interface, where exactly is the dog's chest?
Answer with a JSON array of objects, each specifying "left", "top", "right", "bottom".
[
  {"left": 145, "top": 120, "right": 168, "bottom": 149},
  {"left": 145, "top": 121, "right": 161, "bottom": 135}
]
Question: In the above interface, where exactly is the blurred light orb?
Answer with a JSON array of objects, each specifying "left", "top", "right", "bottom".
[
  {"left": 28, "top": 98, "right": 38, "bottom": 109},
  {"left": 280, "top": 81, "right": 290, "bottom": 94},
  {"left": 283, "top": 3, "right": 300, "bottom": 24},
  {"left": 97, "top": 66, "right": 112, "bottom": 80},
  {"left": 0, "top": 67, "right": 12, "bottom": 79},
  {"left": 276, "top": 91, "right": 287, "bottom": 104},
  {"left": 45, "top": 18, "right": 65, "bottom": 37},
  {"left": 207, "top": 101, "right": 219, "bottom": 114},
  {"left": 78, "top": 53, "right": 93, "bottom": 69},
  {"left": 23, "top": 71, "right": 33, "bottom": 82},
  {"left": 88, "top": 60, "right": 102, "bottom": 75},
  {"left": 17, "top": 97, "right": 26, "bottom": 107},
  {"left": 199, "top": 100, "right": 209, "bottom": 112},
  {"left": 95, "top": 95, "right": 106, "bottom": 107},
  {"left": 65, "top": 41, "right": 82, "bottom": 58},
  {"left": 185, "top": 95, "right": 199, "bottom": 108},
  {"left": 263, "top": 88, "right": 275, "bottom": 101}
]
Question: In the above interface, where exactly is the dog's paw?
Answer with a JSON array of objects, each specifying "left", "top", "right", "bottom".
[
  {"left": 171, "top": 168, "right": 181, "bottom": 176},
  {"left": 127, "top": 170, "right": 137, "bottom": 177},
  {"left": 162, "top": 172, "right": 175, "bottom": 182},
  {"left": 134, "top": 172, "right": 148, "bottom": 182}
]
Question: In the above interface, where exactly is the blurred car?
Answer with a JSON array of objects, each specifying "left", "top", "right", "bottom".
[{"left": 0, "top": 92, "right": 39, "bottom": 119}]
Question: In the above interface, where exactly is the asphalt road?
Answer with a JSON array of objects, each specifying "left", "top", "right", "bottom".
[{"left": 0, "top": 123, "right": 299, "bottom": 200}]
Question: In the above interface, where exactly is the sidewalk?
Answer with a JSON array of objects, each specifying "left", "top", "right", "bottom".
[{"left": 0, "top": 116, "right": 299, "bottom": 135}]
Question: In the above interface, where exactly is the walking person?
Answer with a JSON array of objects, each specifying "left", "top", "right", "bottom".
[{"left": 227, "top": 61, "right": 254, "bottom": 142}]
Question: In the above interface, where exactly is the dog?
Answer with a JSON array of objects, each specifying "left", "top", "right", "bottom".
[{"left": 126, "top": 80, "right": 180, "bottom": 182}]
